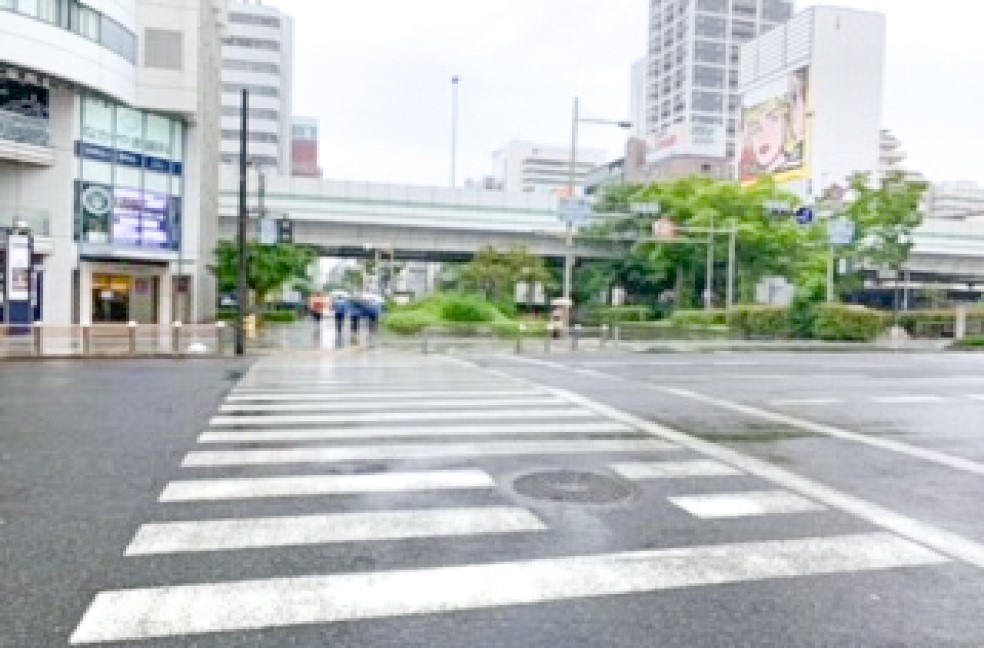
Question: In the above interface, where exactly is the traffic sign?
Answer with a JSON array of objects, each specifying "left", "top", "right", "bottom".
[
  {"left": 259, "top": 218, "right": 277, "bottom": 245},
  {"left": 795, "top": 207, "right": 814, "bottom": 225},
  {"left": 558, "top": 198, "right": 593, "bottom": 226},
  {"left": 828, "top": 218, "right": 856, "bottom": 246}
]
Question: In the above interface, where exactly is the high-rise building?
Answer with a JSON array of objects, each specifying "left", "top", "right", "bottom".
[
  {"left": 737, "top": 6, "right": 886, "bottom": 201},
  {"left": 492, "top": 140, "right": 607, "bottom": 196},
  {"left": 926, "top": 182, "right": 984, "bottom": 221},
  {"left": 0, "top": 0, "right": 226, "bottom": 327},
  {"left": 291, "top": 116, "right": 321, "bottom": 178},
  {"left": 220, "top": 1, "right": 293, "bottom": 174},
  {"left": 629, "top": 57, "right": 648, "bottom": 140},
  {"left": 645, "top": 0, "right": 794, "bottom": 171}
]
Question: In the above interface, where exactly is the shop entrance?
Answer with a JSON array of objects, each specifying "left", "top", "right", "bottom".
[{"left": 91, "top": 274, "right": 159, "bottom": 324}]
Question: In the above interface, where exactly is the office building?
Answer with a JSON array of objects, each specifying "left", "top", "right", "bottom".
[
  {"left": 220, "top": 0, "right": 293, "bottom": 174},
  {"left": 629, "top": 57, "right": 648, "bottom": 140},
  {"left": 926, "top": 182, "right": 984, "bottom": 221},
  {"left": 291, "top": 116, "right": 321, "bottom": 178},
  {"left": 644, "top": 0, "right": 793, "bottom": 175},
  {"left": 0, "top": 0, "right": 226, "bottom": 327},
  {"left": 492, "top": 140, "right": 607, "bottom": 196},
  {"left": 737, "top": 6, "right": 886, "bottom": 200}
]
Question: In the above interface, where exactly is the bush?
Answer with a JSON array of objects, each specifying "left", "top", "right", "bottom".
[
  {"left": 592, "top": 306, "right": 651, "bottom": 324},
  {"left": 812, "top": 304, "right": 887, "bottom": 341},
  {"left": 732, "top": 306, "right": 792, "bottom": 339},
  {"left": 898, "top": 309, "right": 984, "bottom": 338},
  {"left": 951, "top": 335, "right": 984, "bottom": 348},
  {"left": 261, "top": 310, "right": 298, "bottom": 324},
  {"left": 669, "top": 309, "right": 729, "bottom": 328},
  {"left": 438, "top": 294, "right": 504, "bottom": 323},
  {"left": 384, "top": 311, "right": 434, "bottom": 335}
]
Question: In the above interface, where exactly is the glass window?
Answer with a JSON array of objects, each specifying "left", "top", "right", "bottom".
[
  {"left": 143, "top": 171, "right": 169, "bottom": 194},
  {"left": 16, "top": 0, "right": 38, "bottom": 17},
  {"left": 100, "top": 15, "right": 136, "bottom": 63},
  {"left": 81, "top": 160, "right": 112, "bottom": 184},
  {"left": 82, "top": 96, "right": 113, "bottom": 146},
  {"left": 0, "top": 0, "right": 15, "bottom": 10},
  {"left": 114, "top": 165, "right": 141, "bottom": 189},
  {"left": 114, "top": 106, "right": 143, "bottom": 152},
  {"left": 171, "top": 121, "right": 183, "bottom": 162},
  {"left": 144, "top": 114, "right": 171, "bottom": 158}
]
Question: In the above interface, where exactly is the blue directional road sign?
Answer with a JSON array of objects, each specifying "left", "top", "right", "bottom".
[
  {"left": 795, "top": 207, "right": 815, "bottom": 225},
  {"left": 558, "top": 198, "right": 594, "bottom": 226}
]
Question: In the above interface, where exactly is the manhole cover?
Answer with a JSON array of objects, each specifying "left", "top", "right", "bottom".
[{"left": 512, "top": 470, "right": 634, "bottom": 505}]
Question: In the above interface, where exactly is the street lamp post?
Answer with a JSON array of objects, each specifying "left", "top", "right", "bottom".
[
  {"left": 564, "top": 97, "right": 632, "bottom": 326},
  {"left": 235, "top": 89, "right": 249, "bottom": 356}
]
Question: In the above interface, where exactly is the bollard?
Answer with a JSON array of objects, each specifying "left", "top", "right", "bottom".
[
  {"left": 172, "top": 322, "right": 183, "bottom": 356},
  {"left": 571, "top": 324, "right": 582, "bottom": 352},
  {"left": 33, "top": 323, "right": 43, "bottom": 357},
  {"left": 600, "top": 324, "right": 609, "bottom": 349},
  {"left": 128, "top": 321, "right": 138, "bottom": 355},
  {"left": 422, "top": 332, "right": 429, "bottom": 355},
  {"left": 516, "top": 324, "right": 526, "bottom": 354},
  {"left": 544, "top": 326, "right": 551, "bottom": 353},
  {"left": 82, "top": 324, "right": 91, "bottom": 356},
  {"left": 215, "top": 321, "right": 228, "bottom": 355}
]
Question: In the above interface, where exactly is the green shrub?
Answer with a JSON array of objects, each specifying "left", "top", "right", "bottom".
[
  {"left": 732, "top": 306, "right": 792, "bottom": 339},
  {"left": 812, "top": 304, "right": 887, "bottom": 341},
  {"left": 593, "top": 306, "right": 651, "bottom": 324},
  {"left": 787, "top": 293, "right": 819, "bottom": 339},
  {"left": 384, "top": 311, "right": 435, "bottom": 335},
  {"left": 261, "top": 310, "right": 298, "bottom": 324},
  {"left": 898, "top": 309, "right": 984, "bottom": 338},
  {"left": 438, "top": 294, "right": 505, "bottom": 323},
  {"left": 952, "top": 335, "right": 984, "bottom": 348},
  {"left": 669, "top": 309, "right": 729, "bottom": 328}
]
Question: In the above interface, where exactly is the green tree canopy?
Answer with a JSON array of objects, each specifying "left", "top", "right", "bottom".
[
  {"left": 457, "top": 246, "right": 554, "bottom": 303},
  {"left": 210, "top": 240, "right": 314, "bottom": 308}
]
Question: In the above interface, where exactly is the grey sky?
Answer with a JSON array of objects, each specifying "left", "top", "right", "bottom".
[{"left": 275, "top": 0, "right": 982, "bottom": 187}]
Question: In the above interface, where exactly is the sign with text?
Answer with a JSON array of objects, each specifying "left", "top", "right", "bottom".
[
  {"left": 558, "top": 198, "right": 593, "bottom": 226},
  {"left": 6, "top": 234, "right": 31, "bottom": 303}
]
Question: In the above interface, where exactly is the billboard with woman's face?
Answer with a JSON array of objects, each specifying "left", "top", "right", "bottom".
[{"left": 738, "top": 67, "right": 809, "bottom": 184}]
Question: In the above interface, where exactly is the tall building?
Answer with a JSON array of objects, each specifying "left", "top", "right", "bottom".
[
  {"left": 737, "top": 6, "right": 886, "bottom": 200},
  {"left": 492, "top": 140, "right": 607, "bottom": 196},
  {"left": 926, "top": 182, "right": 984, "bottom": 221},
  {"left": 220, "top": 1, "right": 293, "bottom": 174},
  {"left": 629, "top": 57, "right": 648, "bottom": 140},
  {"left": 0, "top": 0, "right": 226, "bottom": 327},
  {"left": 291, "top": 116, "right": 321, "bottom": 178},
  {"left": 645, "top": 0, "right": 794, "bottom": 172}
]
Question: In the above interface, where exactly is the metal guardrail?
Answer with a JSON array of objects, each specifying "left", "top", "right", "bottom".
[{"left": 0, "top": 323, "right": 232, "bottom": 359}]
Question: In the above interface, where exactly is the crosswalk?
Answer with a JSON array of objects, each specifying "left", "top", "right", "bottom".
[{"left": 70, "top": 352, "right": 950, "bottom": 645}]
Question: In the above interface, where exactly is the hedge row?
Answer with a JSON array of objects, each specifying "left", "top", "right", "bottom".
[
  {"left": 726, "top": 305, "right": 888, "bottom": 341},
  {"left": 669, "top": 309, "right": 729, "bottom": 328},
  {"left": 898, "top": 309, "right": 984, "bottom": 337}
]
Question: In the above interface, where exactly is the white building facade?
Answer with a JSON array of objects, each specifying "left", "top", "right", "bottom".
[
  {"left": 0, "top": 0, "right": 225, "bottom": 327},
  {"left": 645, "top": 0, "right": 793, "bottom": 170},
  {"left": 492, "top": 140, "right": 607, "bottom": 196},
  {"left": 926, "top": 182, "right": 984, "bottom": 221},
  {"left": 737, "top": 6, "right": 886, "bottom": 200},
  {"left": 220, "top": 0, "right": 293, "bottom": 174}
]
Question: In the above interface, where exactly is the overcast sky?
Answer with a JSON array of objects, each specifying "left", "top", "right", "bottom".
[{"left": 273, "top": 0, "right": 983, "bottom": 187}]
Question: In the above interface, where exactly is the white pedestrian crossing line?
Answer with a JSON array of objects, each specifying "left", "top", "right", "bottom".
[
  {"left": 159, "top": 469, "right": 497, "bottom": 503},
  {"left": 181, "top": 439, "right": 679, "bottom": 468},
  {"left": 612, "top": 460, "right": 744, "bottom": 480},
  {"left": 770, "top": 398, "right": 843, "bottom": 406},
  {"left": 125, "top": 507, "right": 547, "bottom": 556},
  {"left": 226, "top": 390, "right": 540, "bottom": 402},
  {"left": 199, "top": 421, "right": 634, "bottom": 444},
  {"left": 208, "top": 408, "right": 599, "bottom": 428},
  {"left": 70, "top": 532, "right": 946, "bottom": 644},
  {"left": 669, "top": 490, "right": 826, "bottom": 519},
  {"left": 871, "top": 395, "right": 947, "bottom": 404},
  {"left": 218, "top": 397, "right": 565, "bottom": 414}
]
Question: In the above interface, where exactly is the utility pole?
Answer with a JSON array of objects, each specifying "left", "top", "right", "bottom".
[
  {"left": 705, "top": 216, "right": 714, "bottom": 310},
  {"left": 235, "top": 89, "right": 249, "bottom": 356},
  {"left": 563, "top": 96, "right": 579, "bottom": 326},
  {"left": 727, "top": 222, "right": 737, "bottom": 312}
]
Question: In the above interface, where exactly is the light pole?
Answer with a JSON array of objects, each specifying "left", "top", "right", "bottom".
[
  {"left": 235, "top": 89, "right": 249, "bottom": 356},
  {"left": 564, "top": 97, "right": 632, "bottom": 324},
  {"left": 450, "top": 76, "right": 459, "bottom": 188}
]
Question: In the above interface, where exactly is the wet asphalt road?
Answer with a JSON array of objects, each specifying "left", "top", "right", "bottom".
[{"left": 3, "top": 350, "right": 984, "bottom": 647}]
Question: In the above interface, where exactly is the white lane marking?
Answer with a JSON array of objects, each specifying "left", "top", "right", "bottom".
[
  {"left": 69, "top": 532, "right": 945, "bottom": 644},
  {"left": 967, "top": 395, "right": 984, "bottom": 402},
  {"left": 208, "top": 408, "right": 597, "bottom": 428},
  {"left": 199, "top": 422, "right": 634, "bottom": 444},
  {"left": 669, "top": 490, "right": 825, "bottom": 519},
  {"left": 522, "top": 375, "right": 984, "bottom": 569},
  {"left": 159, "top": 469, "right": 496, "bottom": 503},
  {"left": 226, "top": 390, "right": 538, "bottom": 402},
  {"left": 181, "top": 439, "right": 678, "bottom": 468},
  {"left": 125, "top": 507, "right": 546, "bottom": 556},
  {"left": 870, "top": 395, "right": 947, "bottom": 404},
  {"left": 770, "top": 398, "right": 843, "bottom": 407},
  {"left": 659, "top": 387, "right": 984, "bottom": 477},
  {"left": 218, "top": 397, "right": 564, "bottom": 414},
  {"left": 612, "top": 460, "right": 743, "bottom": 480}
]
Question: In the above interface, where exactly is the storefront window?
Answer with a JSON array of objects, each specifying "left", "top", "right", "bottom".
[
  {"left": 75, "top": 94, "right": 185, "bottom": 251},
  {"left": 0, "top": 77, "right": 50, "bottom": 147}
]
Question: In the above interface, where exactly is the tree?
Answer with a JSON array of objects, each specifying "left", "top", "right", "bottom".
[
  {"left": 840, "top": 171, "right": 927, "bottom": 315},
  {"left": 457, "top": 246, "right": 553, "bottom": 304},
  {"left": 210, "top": 240, "right": 314, "bottom": 309}
]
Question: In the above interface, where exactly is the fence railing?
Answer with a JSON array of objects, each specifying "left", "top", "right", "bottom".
[{"left": 0, "top": 323, "right": 232, "bottom": 359}]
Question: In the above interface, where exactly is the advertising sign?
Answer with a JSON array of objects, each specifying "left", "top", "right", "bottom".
[
  {"left": 558, "top": 198, "right": 593, "bottom": 226},
  {"left": 647, "top": 122, "right": 726, "bottom": 165},
  {"left": 7, "top": 235, "right": 31, "bottom": 303},
  {"left": 739, "top": 67, "right": 810, "bottom": 185}
]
